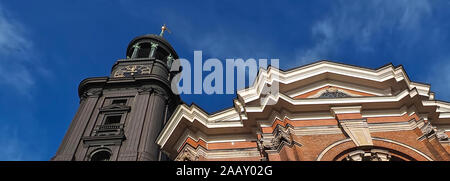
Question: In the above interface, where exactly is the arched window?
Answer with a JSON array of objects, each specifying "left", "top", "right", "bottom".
[{"left": 90, "top": 150, "right": 111, "bottom": 161}]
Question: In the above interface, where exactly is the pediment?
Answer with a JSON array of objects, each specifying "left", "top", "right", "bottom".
[{"left": 237, "top": 61, "right": 432, "bottom": 105}]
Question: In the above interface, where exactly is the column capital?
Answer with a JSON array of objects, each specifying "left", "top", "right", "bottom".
[{"left": 131, "top": 43, "right": 141, "bottom": 58}]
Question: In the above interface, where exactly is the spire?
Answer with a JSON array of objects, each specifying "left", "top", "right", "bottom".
[{"left": 159, "top": 24, "right": 171, "bottom": 37}]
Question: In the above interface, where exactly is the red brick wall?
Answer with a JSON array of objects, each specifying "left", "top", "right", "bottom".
[{"left": 175, "top": 116, "right": 449, "bottom": 161}]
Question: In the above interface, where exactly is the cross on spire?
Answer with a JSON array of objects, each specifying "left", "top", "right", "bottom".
[{"left": 159, "top": 24, "right": 171, "bottom": 37}]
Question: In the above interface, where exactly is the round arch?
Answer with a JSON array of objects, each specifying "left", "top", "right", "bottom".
[
  {"left": 316, "top": 137, "right": 433, "bottom": 161},
  {"left": 89, "top": 148, "right": 113, "bottom": 161}
]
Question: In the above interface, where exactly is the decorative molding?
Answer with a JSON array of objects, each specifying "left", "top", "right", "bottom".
[
  {"left": 257, "top": 109, "right": 335, "bottom": 128},
  {"left": 319, "top": 89, "right": 351, "bottom": 98},
  {"left": 264, "top": 125, "right": 293, "bottom": 150},
  {"left": 137, "top": 86, "right": 154, "bottom": 95},
  {"left": 422, "top": 100, "right": 450, "bottom": 113},
  {"left": 245, "top": 89, "right": 420, "bottom": 113},
  {"left": 286, "top": 79, "right": 390, "bottom": 98},
  {"left": 82, "top": 134, "right": 126, "bottom": 147},
  {"left": 331, "top": 106, "right": 362, "bottom": 115},
  {"left": 257, "top": 107, "right": 419, "bottom": 129},
  {"left": 316, "top": 138, "right": 352, "bottom": 161},
  {"left": 81, "top": 88, "right": 103, "bottom": 100},
  {"left": 175, "top": 147, "right": 199, "bottom": 161},
  {"left": 174, "top": 129, "right": 257, "bottom": 153},
  {"left": 99, "top": 104, "right": 131, "bottom": 112},
  {"left": 237, "top": 61, "right": 431, "bottom": 105},
  {"left": 291, "top": 118, "right": 422, "bottom": 136},
  {"left": 138, "top": 86, "right": 169, "bottom": 100},
  {"left": 259, "top": 125, "right": 302, "bottom": 154},
  {"left": 87, "top": 147, "right": 113, "bottom": 161},
  {"left": 436, "top": 130, "right": 449, "bottom": 141},
  {"left": 345, "top": 149, "right": 391, "bottom": 161},
  {"left": 316, "top": 137, "right": 434, "bottom": 161},
  {"left": 372, "top": 137, "right": 433, "bottom": 161},
  {"left": 176, "top": 145, "right": 260, "bottom": 160},
  {"left": 418, "top": 122, "right": 437, "bottom": 140},
  {"left": 156, "top": 104, "right": 243, "bottom": 149},
  {"left": 361, "top": 105, "right": 411, "bottom": 118}
]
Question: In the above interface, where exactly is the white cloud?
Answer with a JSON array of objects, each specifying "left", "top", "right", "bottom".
[
  {"left": 295, "top": 0, "right": 432, "bottom": 64},
  {"left": 0, "top": 10, "right": 28, "bottom": 55},
  {"left": 0, "top": 5, "right": 35, "bottom": 94},
  {"left": 0, "top": 3, "right": 47, "bottom": 161},
  {"left": 295, "top": 1, "right": 450, "bottom": 102}
]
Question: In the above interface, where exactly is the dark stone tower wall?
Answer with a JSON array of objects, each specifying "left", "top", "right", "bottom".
[{"left": 52, "top": 34, "right": 180, "bottom": 161}]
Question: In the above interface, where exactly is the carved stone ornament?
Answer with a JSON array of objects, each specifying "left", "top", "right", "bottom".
[
  {"left": 81, "top": 88, "right": 103, "bottom": 100},
  {"left": 345, "top": 149, "right": 391, "bottom": 161},
  {"left": 113, "top": 65, "right": 151, "bottom": 78},
  {"left": 264, "top": 126, "right": 293, "bottom": 151},
  {"left": 421, "top": 122, "right": 436, "bottom": 138},
  {"left": 153, "top": 87, "right": 169, "bottom": 98},
  {"left": 138, "top": 86, "right": 168, "bottom": 98},
  {"left": 436, "top": 130, "right": 449, "bottom": 141},
  {"left": 175, "top": 148, "right": 199, "bottom": 161},
  {"left": 319, "top": 89, "right": 351, "bottom": 98},
  {"left": 137, "top": 87, "right": 154, "bottom": 94}
]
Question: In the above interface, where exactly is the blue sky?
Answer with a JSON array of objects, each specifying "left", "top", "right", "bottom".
[{"left": 0, "top": 0, "right": 450, "bottom": 160}]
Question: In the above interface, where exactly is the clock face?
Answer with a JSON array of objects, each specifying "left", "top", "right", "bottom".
[{"left": 114, "top": 65, "right": 151, "bottom": 78}]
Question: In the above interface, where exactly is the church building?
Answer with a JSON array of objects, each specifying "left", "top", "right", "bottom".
[{"left": 52, "top": 32, "right": 450, "bottom": 161}]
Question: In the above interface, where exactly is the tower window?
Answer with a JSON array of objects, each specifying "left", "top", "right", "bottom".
[
  {"left": 137, "top": 43, "right": 151, "bottom": 58},
  {"left": 90, "top": 150, "right": 111, "bottom": 161},
  {"left": 104, "top": 115, "right": 122, "bottom": 125},
  {"left": 111, "top": 99, "right": 127, "bottom": 105},
  {"left": 155, "top": 49, "right": 169, "bottom": 61}
]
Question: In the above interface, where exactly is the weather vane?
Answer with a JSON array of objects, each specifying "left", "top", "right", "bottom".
[{"left": 159, "top": 24, "right": 171, "bottom": 37}]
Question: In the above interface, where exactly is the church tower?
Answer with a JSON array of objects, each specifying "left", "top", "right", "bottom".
[{"left": 52, "top": 30, "right": 181, "bottom": 161}]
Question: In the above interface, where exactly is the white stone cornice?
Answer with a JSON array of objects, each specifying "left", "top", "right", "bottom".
[
  {"left": 156, "top": 104, "right": 244, "bottom": 149},
  {"left": 422, "top": 100, "right": 450, "bottom": 112},
  {"left": 362, "top": 106, "right": 408, "bottom": 118},
  {"left": 438, "top": 113, "right": 450, "bottom": 119},
  {"left": 237, "top": 61, "right": 431, "bottom": 104},
  {"left": 368, "top": 119, "right": 422, "bottom": 132},
  {"left": 331, "top": 106, "right": 362, "bottom": 115},
  {"left": 180, "top": 145, "right": 261, "bottom": 160},
  {"left": 257, "top": 109, "right": 335, "bottom": 128},
  {"left": 361, "top": 105, "right": 420, "bottom": 118},
  {"left": 173, "top": 129, "right": 257, "bottom": 153},
  {"left": 245, "top": 89, "right": 418, "bottom": 113},
  {"left": 286, "top": 118, "right": 423, "bottom": 136}
]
